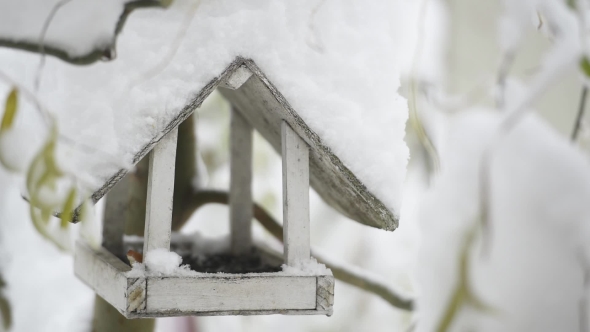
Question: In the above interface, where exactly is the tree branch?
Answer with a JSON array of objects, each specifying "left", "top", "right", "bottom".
[
  {"left": 181, "top": 189, "right": 414, "bottom": 311},
  {"left": 572, "top": 86, "right": 588, "bottom": 141},
  {"left": 0, "top": 0, "right": 163, "bottom": 65},
  {"left": 0, "top": 275, "right": 11, "bottom": 330}
]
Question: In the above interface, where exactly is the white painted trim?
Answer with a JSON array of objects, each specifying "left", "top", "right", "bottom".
[
  {"left": 74, "top": 241, "right": 130, "bottom": 313},
  {"left": 146, "top": 275, "right": 316, "bottom": 313},
  {"left": 230, "top": 107, "right": 253, "bottom": 254},
  {"left": 281, "top": 121, "right": 311, "bottom": 266},
  {"left": 143, "top": 127, "right": 178, "bottom": 257},
  {"left": 219, "top": 65, "right": 253, "bottom": 90}
]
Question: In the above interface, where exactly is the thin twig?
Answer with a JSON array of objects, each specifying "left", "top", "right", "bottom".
[
  {"left": 496, "top": 51, "right": 515, "bottom": 109},
  {"left": 180, "top": 189, "right": 414, "bottom": 311},
  {"left": 0, "top": 70, "right": 127, "bottom": 170},
  {"left": 0, "top": 69, "right": 51, "bottom": 125},
  {"left": 313, "top": 249, "right": 414, "bottom": 311},
  {"left": 306, "top": 0, "right": 327, "bottom": 53},
  {"left": 34, "top": 0, "right": 76, "bottom": 92},
  {"left": 478, "top": 19, "right": 576, "bottom": 256},
  {"left": 125, "top": 0, "right": 201, "bottom": 92},
  {"left": 579, "top": 253, "right": 590, "bottom": 332},
  {"left": 0, "top": 275, "right": 11, "bottom": 330},
  {"left": 408, "top": 0, "right": 440, "bottom": 175},
  {"left": 572, "top": 86, "right": 588, "bottom": 141}
]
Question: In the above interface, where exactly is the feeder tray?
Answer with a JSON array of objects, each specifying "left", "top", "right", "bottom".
[{"left": 75, "top": 237, "right": 333, "bottom": 318}]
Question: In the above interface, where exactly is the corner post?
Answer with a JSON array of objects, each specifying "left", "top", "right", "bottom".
[
  {"left": 281, "top": 121, "right": 311, "bottom": 266},
  {"left": 102, "top": 183, "right": 127, "bottom": 259},
  {"left": 143, "top": 127, "right": 178, "bottom": 257},
  {"left": 230, "top": 107, "right": 253, "bottom": 254}
]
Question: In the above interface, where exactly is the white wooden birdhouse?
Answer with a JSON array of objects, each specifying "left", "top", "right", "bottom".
[{"left": 73, "top": 58, "right": 398, "bottom": 318}]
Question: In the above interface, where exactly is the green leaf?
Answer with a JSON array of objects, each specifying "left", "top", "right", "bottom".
[
  {"left": 0, "top": 275, "right": 10, "bottom": 330},
  {"left": 60, "top": 187, "right": 77, "bottom": 227},
  {"left": 580, "top": 57, "right": 590, "bottom": 78},
  {"left": 436, "top": 224, "right": 493, "bottom": 332},
  {"left": 568, "top": 0, "right": 577, "bottom": 9},
  {"left": 0, "top": 88, "right": 17, "bottom": 133},
  {"left": 0, "top": 294, "right": 11, "bottom": 330}
]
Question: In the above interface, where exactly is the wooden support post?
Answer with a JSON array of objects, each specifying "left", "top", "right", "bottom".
[
  {"left": 102, "top": 181, "right": 128, "bottom": 260},
  {"left": 281, "top": 121, "right": 310, "bottom": 266},
  {"left": 230, "top": 107, "right": 253, "bottom": 254},
  {"left": 143, "top": 128, "right": 178, "bottom": 258}
]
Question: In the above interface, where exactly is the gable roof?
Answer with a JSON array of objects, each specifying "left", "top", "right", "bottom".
[{"left": 90, "top": 57, "right": 397, "bottom": 231}]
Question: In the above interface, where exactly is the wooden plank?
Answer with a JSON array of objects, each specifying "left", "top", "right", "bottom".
[
  {"left": 230, "top": 107, "right": 253, "bottom": 254},
  {"left": 281, "top": 121, "right": 311, "bottom": 266},
  {"left": 219, "top": 59, "right": 398, "bottom": 231},
  {"left": 101, "top": 176, "right": 129, "bottom": 259},
  {"left": 219, "top": 65, "right": 253, "bottom": 90},
  {"left": 128, "top": 309, "right": 331, "bottom": 318},
  {"left": 143, "top": 127, "right": 178, "bottom": 256},
  {"left": 145, "top": 275, "right": 317, "bottom": 313},
  {"left": 127, "top": 277, "right": 147, "bottom": 313},
  {"left": 316, "top": 275, "right": 335, "bottom": 315},
  {"left": 74, "top": 241, "right": 130, "bottom": 312}
]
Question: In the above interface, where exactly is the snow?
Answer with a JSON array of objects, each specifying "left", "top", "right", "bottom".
[
  {"left": 415, "top": 110, "right": 590, "bottom": 332},
  {"left": 144, "top": 248, "right": 184, "bottom": 274},
  {"left": 0, "top": 0, "right": 437, "bottom": 331},
  {"left": 0, "top": 171, "right": 94, "bottom": 332},
  {"left": 0, "top": 0, "right": 129, "bottom": 58},
  {"left": 128, "top": 248, "right": 196, "bottom": 277},
  {"left": 0, "top": 88, "right": 423, "bottom": 331},
  {"left": 0, "top": 0, "right": 409, "bottom": 217},
  {"left": 281, "top": 257, "right": 331, "bottom": 276}
]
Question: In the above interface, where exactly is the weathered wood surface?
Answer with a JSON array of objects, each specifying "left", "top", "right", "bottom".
[
  {"left": 316, "top": 275, "right": 335, "bottom": 315},
  {"left": 230, "top": 107, "right": 253, "bottom": 254},
  {"left": 220, "top": 59, "right": 397, "bottom": 230},
  {"left": 281, "top": 121, "right": 311, "bottom": 266},
  {"left": 79, "top": 57, "right": 395, "bottom": 230},
  {"left": 88, "top": 60, "right": 244, "bottom": 207},
  {"left": 74, "top": 242, "right": 130, "bottom": 313},
  {"left": 146, "top": 275, "right": 316, "bottom": 313},
  {"left": 219, "top": 65, "right": 253, "bottom": 90},
  {"left": 143, "top": 127, "right": 178, "bottom": 256},
  {"left": 102, "top": 179, "right": 128, "bottom": 259}
]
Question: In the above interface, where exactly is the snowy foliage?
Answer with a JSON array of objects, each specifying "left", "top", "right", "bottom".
[
  {"left": 417, "top": 111, "right": 590, "bottom": 331},
  {"left": 0, "top": 0, "right": 140, "bottom": 60},
  {"left": 413, "top": 0, "right": 590, "bottom": 331}
]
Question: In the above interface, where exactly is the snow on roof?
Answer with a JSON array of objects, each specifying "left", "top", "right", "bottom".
[{"left": 0, "top": 0, "right": 408, "bottom": 229}]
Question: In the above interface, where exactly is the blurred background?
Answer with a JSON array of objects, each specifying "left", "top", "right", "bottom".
[{"left": 1, "top": 0, "right": 583, "bottom": 331}]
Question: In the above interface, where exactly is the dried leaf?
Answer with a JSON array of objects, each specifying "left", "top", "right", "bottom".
[
  {"left": 0, "top": 88, "right": 17, "bottom": 133},
  {"left": 26, "top": 123, "right": 69, "bottom": 251},
  {"left": 60, "top": 187, "right": 77, "bottom": 227},
  {"left": 581, "top": 57, "right": 590, "bottom": 78},
  {"left": 436, "top": 223, "right": 493, "bottom": 332},
  {"left": 0, "top": 275, "right": 10, "bottom": 330},
  {"left": 0, "top": 294, "right": 11, "bottom": 330},
  {"left": 568, "top": 0, "right": 577, "bottom": 9}
]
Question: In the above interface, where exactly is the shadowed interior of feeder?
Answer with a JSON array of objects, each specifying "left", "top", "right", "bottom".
[
  {"left": 181, "top": 248, "right": 282, "bottom": 273},
  {"left": 123, "top": 238, "right": 283, "bottom": 274}
]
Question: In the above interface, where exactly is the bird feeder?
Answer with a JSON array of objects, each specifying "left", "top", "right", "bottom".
[{"left": 74, "top": 58, "right": 397, "bottom": 318}]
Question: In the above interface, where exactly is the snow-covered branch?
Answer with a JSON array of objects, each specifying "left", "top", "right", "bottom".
[{"left": 0, "top": 0, "right": 165, "bottom": 65}]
